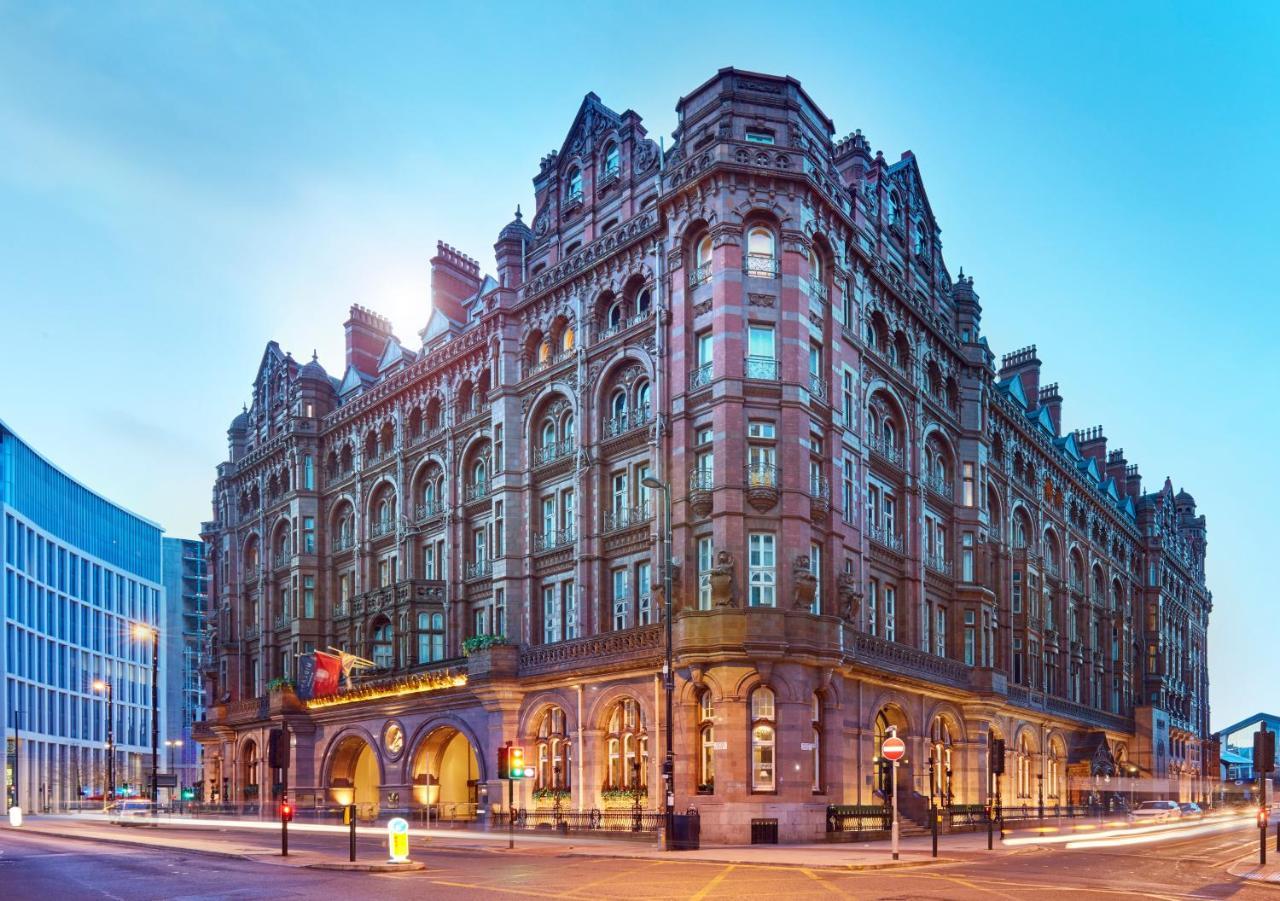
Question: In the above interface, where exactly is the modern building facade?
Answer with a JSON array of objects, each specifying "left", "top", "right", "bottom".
[
  {"left": 197, "top": 69, "right": 1213, "bottom": 842},
  {"left": 161, "top": 537, "right": 208, "bottom": 794},
  {"left": 1, "top": 420, "right": 165, "bottom": 810}
]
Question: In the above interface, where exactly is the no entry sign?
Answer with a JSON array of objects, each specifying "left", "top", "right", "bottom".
[{"left": 882, "top": 736, "right": 906, "bottom": 762}]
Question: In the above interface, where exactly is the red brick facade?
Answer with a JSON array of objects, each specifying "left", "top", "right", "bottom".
[{"left": 197, "top": 69, "right": 1211, "bottom": 843}]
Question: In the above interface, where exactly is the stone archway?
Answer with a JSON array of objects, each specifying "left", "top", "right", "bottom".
[
  {"left": 409, "top": 727, "right": 481, "bottom": 820},
  {"left": 327, "top": 734, "right": 381, "bottom": 814}
]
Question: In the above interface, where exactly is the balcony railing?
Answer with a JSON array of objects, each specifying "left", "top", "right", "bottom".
[
  {"left": 867, "top": 434, "right": 905, "bottom": 467},
  {"left": 809, "top": 473, "right": 831, "bottom": 501},
  {"left": 809, "top": 373, "right": 829, "bottom": 402},
  {"left": 603, "top": 504, "right": 651, "bottom": 533},
  {"left": 744, "top": 356, "right": 779, "bottom": 380},
  {"left": 564, "top": 189, "right": 583, "bottom": 207},
  {"left": 689, "top": 468, "right": 714, "bottom": 491},
  {"left": 534, "top": 440, "right": 574, "bottom": 466},
  {"left": 272, "top": 554, "right": 289, "bottom": 571},
  {"left": 868, "top": 523, "right": 903, "bottom": 553},
  {"left": 524, "top": 355, "right": 569, "bottom": 380},
  {"left": 598, "top": 166, "right": 620, "bottom": 188},
  {"left": 464, "top": 559, "right": 492, "bottom": 580},
  {"left": 745, "top": 462, "right": 779, "bottom": 489},
  {"left": 464, "top": 481, "right": 490, "bottom": 502},
  {"left": 604, "top": 405, "right": 651, "bottom": 438},
  {"left": 331, "top": 534, "right": 354, "bottom": 553},
  {"left": 688, "top": 262, "right": 712, "bottom": 287},
  {"left": 925, "top": 554, "right": 954, "bottom": 577},
  {"left": 369, "top": 518, "right": 395, "bottom": 538},
  {"left": 274, "top": 614, "right": 290, "bottom": 631},
  {"left": 416, "top": 500, "right": 444, "bottom": 522},
  {"left": 923, "top": 471, "right": 953, "bottom": 500},
  {"left": 744, "top": 253, "right": 779, "bottom": 279},
  {"left": 596, "top": 309, "right": 651, "bottom": 342},
  {"left": 689, "top": 362, "right": 712, "bottom": 390},
  {"left": 534, "top": 527, "right": 576, "bottom": 552},
  {"left": 810, "top": 281, "right": 829, "bottom": 304}
]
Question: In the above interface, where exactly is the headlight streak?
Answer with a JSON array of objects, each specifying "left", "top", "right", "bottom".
[{"left": 1000, "top": 812, "right": 1252, "bottom": 849}]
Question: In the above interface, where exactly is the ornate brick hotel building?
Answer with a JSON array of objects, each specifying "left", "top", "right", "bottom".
[{"left": 197, "top": 69, "right": 1213, "bottom": 842}]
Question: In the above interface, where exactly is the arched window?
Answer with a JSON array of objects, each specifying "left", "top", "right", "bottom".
[
  {"left": 607, "top": 302, "right": 623, "bottom": 330},
  {"left": 1017, "top": 733, "right": 1034, "bottom": 799},
  {"left": 562, "top": 413, "right": 575, "bottom": 445},
  {"left": 541, "top": 419, "right": 556, "bottom": 451},
  {"left": 602, "top": 142, "right": 619, "bottom": 176},
  {"left": 887, "top": 191, "right": 901, "bottom": 226},
  {"left": 536, "top": 707, "right": 571, "bottom": 791},
  {"left": 745, "top": 227, "right": 776, "bottom": 278},
  {"left": 1047, "top": 739, "right": 1064, "bottom": 800},
  {"left": 635, "top": 381, "right": 651, "bottom": 418},
  {"left": 697, "top": 691, "right": 715, "bottom": 793},
  {"left": 635, "top": 288, "right": 651, "bottom": 316},
  {"left": 809, "top": 248, "right": 823, "bottom": 282},
  {"left": 538, "top": 340, "right": 552, "bottom": 365},
  {"left": 697, "top": 235, "right": 713, "bottom": 268},
  {"left": 914, "top": 221, "right": 928, "bottom": 255},
  {"left": 371, "top": 618, "right": 394, "bottom": 669},
  {"left": 930, "top": 717, "right": 954, "bottom": 806},
  {"left": 811, "top": 693, "right": 823, "bottom": 793},
  {"left": 610, "top": 390, "right": 628, "bottom": 422},
  {"left": 566, "top": 167, "right": 582, "bottom": 201},
  {"left": 604, "top": 699, "right": 647, "bottom": 791},
  {"left": 561, "top": 325, "right": 575, "bottom": 353},
  {"left": 750, "top": 686, "right": 776, "bottom": 792},
  {"left": 1013, "top": 511, "right": 1031, "bottom": 549},
  {"left": 471, "top": 458, "right": 487, "bottom": 491}
]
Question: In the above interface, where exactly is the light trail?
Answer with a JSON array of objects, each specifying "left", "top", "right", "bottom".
[{"left": 1000, "top": 812, "right": 1253, "bottom": 849}]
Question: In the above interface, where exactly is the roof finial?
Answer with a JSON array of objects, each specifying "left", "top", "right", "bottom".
[
  {"left": 312, "top": 349, "right": 318, "bottom": 362},
  {"left": 515, "top": 204, "right": 522, "bottom": 221},
  {"left": 958, "top": 266, "right": 964, "bottom": 279}
]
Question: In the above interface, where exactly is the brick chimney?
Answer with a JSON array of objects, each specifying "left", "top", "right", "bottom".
[
  {"left": 1038, "top": 382, "right": 1063, "bottom": 436},
  {"left": 344, "top": 305, "right": 394, "bottom": 377},
  {"left": 1106, "top": 448, "right": 1128, "bottom": 487},
  {"left": 1125, "top": 464, "right": 1142, "bottom": 501},
  {"left": 999, "top": 345, "right": 1041, "bottom": 408},
  {"left": 431, "top": 241, "right": 483, "bottom": 324},
  {"left": 1074, "top": 425, "right": 1107, "bottom": 469}
]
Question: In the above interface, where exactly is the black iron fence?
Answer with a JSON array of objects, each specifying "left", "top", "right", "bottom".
[
  {"left": 826, "top": 804, "right": 891, "bottom": 836},
  {"left": 504, "top": 807, "right": 669, "bottom": 835}
]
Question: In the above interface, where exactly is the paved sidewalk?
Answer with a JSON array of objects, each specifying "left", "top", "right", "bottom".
[{"left": 1228, "top": 857, "right": 1280, "bottom": 884}]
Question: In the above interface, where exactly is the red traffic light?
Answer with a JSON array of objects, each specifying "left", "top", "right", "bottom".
[{"left": 281, "top": 801, "right": 294, "bottom": 822}]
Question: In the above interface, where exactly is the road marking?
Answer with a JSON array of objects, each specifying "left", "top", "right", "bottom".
[
  {"left": 689, "top": 863, "right": 736, "bottom": 901},
  {"left": 554, "top": 860, "right": 666, "bottom": 897},
  {"left": 431, "top": 878, "right": 558, "bottom": 898},
  {"left": 800, "top": 867, "right": 849, "bottom": 897}
]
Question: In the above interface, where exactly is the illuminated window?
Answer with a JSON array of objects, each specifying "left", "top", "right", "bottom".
[{"left": 750, "top": 686, "right": 776, "bottom": 791}]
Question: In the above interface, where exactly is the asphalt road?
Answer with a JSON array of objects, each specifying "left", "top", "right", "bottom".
[{"left": 0, "top": 819, "right": 1272, "bottom": 899}]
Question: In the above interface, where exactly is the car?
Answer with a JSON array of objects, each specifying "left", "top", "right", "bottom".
[
  {"left": 1178, "top": 802, "right": 1204, "bottom": 819},
  {"left": 107, "top": 799, "right": 156, "bottom": 826},
  {"left": 1130, "top": 800, "right": 1183, "bottom": 823}
]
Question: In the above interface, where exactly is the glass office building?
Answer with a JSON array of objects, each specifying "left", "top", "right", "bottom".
[
  {"left": 161, "top": 537, "right": 207, "bottom": 795},
  {"left": 1, "top": 420, "right": 164, "bottom": 809}
]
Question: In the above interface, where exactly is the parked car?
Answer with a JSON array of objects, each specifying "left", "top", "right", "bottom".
[
  {"left": 108, "top": 799, "right": 156, "bottom": 826},
  {"left": 1130, "top": 800, "right": 1182, "bottom": 823},
  {"left": 1178, "top": 802, "right": 1204, "bottom": 819}
]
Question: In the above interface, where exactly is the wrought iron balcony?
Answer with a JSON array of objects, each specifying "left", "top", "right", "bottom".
[
  {"left": 534, "top": 440, "right": 574, "bottom": 466},
  {"left": 744, "top": 355, "right": 779, "bottom": 380},
  {"left": 745, "top": 462, "right": 779, "bottom": 489},
  {"left": 809, "top": 473, "right": 831, "bottom": 501},
  {"left": 868, "top": 523, "right": 903, "bottom": 553},
  {"left": 688, "top": 263, "right": 712, "bottom": 287},
  {"left": 867, "top": 434, "right": 905, "bottom": 467},
  {"left": 689, "top": 468, "right": 714, "bottom": 492},
  {"left": 604, "top": 405, "right": 651, "bottom": 438},
  {"left": 596, "top": 309, "right": 651, "bottom": 342},
  {"left": 369, "top": 518, "right": 395, "bottom": 538},
  {"left": 464, "top": 559, "right": 492, "bottom": 580},
  {"left": 274, "top": 613, "right": 290, "bottom": 631},
  {"left": 923, "top": 471, "right": 953, "bottom": 500},
  {"left": 809, "top": 374, "right": 829, "bottom": 402},
  {"left": 533, "top": 527, "right": 576, "bottom": 552},
  {"left": 598, "top": 166, "right": 620, "bottom": 188},
  {"left": 689, "top": 362, "right": 712, "bottom": 390},
  {"left": 272, "top": 554, "right": 289, "bottom": 571},
  {"left": 925, "top": 554, "right": 954, "bottom": 577},
  {"left": 416, "top": 500, "right": 445, "bottom": 522},
  {"left": 810, "top": 281, "right": 829, "bottom": 304},
  {"left": 464, "top": 481, "right": 490, "bottom": 502},
  {"left": 564, "top": 189, "right": 584, "bottom": 207},
  {"left": 603, "top": 504, "right": 651, "bottom": 533},
  {"left": 744, "top": 253, "right": 779, "bottom": 279},
  {"left": 332, "top": 534, "right": 354, "bottom": 553}
]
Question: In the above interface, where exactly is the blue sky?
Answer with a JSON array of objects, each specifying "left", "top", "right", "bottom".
[{"left": 1, "top": 1, "right": 1275, "bottom": 729}]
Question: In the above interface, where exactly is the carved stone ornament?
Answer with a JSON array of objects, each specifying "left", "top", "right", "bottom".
[
  {"left": 710, "top": 550, "right": 736, "bottom": 608},
  {"left": 748, "top": 293, "right": 775, "bottom": 308},
  {"left": 633, "top": 139, "right": 659, "bottom": 175},
  {"left": 792, "top": 556, "right": 818, "bottom": 611},
  {"left": 837, "top": 572, "right": 861, "bottom": 621}
]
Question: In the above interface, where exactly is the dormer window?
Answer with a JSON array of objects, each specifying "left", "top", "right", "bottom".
[
  {"left": 602, "top": 142, "right": 620, "bottom": 177},
  {"left": 566, "top": 168, "right": 583, "bottom": 204}
]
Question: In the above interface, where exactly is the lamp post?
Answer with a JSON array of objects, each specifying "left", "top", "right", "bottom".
[
  {"left": 133, "top": 624, "right": 159, "bottom": 809},
  {"left": 166, "top": 739, "right": 184, "bottom": 803},
  {"left": 92, "top": 680, "right": 113, "bottom": 810},
  {"left": 641, "top": 475, "right": 675, "bottom": 846}
]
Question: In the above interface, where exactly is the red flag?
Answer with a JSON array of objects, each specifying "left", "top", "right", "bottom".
[{"left": 312, "top": 651, "right": 342, "bottom": 698}]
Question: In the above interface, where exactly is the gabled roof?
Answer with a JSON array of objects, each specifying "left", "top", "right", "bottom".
[
  {"left": 1055, "top": 432, "right": 1083, "bottom": 462},
  {"left": 997, "top": 376, "right": 1029, "bottom": 409},
  {"left": 558, "top": 92, "right": 625, "bottom": 163},
  {"left": 1100, "top": 477, "right": 1120, "bottom": 502},
  {"left": 338, "top": 364, "right": 374, "bottom": 397},
  {"left": 377, "top": 336, "right": 416, "bottom": 374},
  {"left": 1029, "top": 405, "right": 1054, "bottom": 435},
  {"left": 887, "top": 152, "right": 939, "bottom": 229},
  {"left": 419, "top": 306, "right": 463, "bottom": 348},
  {"left": 1079, "top": 457, "right": 1101, "bottom": 482},
  {"left": 1216, "top": 712, "right": 1280, "bottom": 742},
  {"left": 253, "top": 340, "right": 287, "bottom": 387}
]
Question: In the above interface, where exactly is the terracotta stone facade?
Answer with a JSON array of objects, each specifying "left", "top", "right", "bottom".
[{"left": 196, "top": 68, "right": 1213, "bottom": 844}]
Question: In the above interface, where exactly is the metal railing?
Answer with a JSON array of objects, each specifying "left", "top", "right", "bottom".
[
  {"left": 688, "top": 362, "right": 712, "bottom": 390},
  {"left": 464, "top": 559, "right": 492, "bottom": 580},
  {"left": 604, "top": 405, "right": 651, "bottom": 438},
  {"left": 416, "top": 500, "right": 444, "bottom": 521},
  {"left": 809, "top": 373, "right": 829, "bottom": 401},
  {"left": 271, "top": 554, "right": 289, "bottom": 571},
  {"left": 867, "top": 434, "right": 905, "bottom": 466},
  {"left": 534, "top": 440, "right": 574, "bottom": 466},
  {"left": 603, "top": 504, "right": 651, "bottom": 532},
  {"left": 596, "top": 309, "right": 651, "bottom": 342},
  {"left": 826, "top": 805, "right": 891, "bottom": 834},
  {"left": 369, "top": 518, "right": 395, "bottom": 538},
  {"left": 923, "top": 471, "right": 953, "bottom": 499},
  {"left": 744, "top": 355, "right": 779, "bottom": 380},
  {"left": 868, "top": 523, "right": 903, "bottom": 553},
  {"left": 745, "top": 462, "right": 779, "bottom": 489},
  {"left": 689, "top": 262, "right": 712, "bottom": 287},
  {"left": 809, "top": 473, "right": 831, "bottom": 501},
  {"left": 504, "top": 807, "right": 668, "bottom": 835},
  {"left": 533, "top": 528, "right": 576, "bottom": 552},
  {"left": 925, "top": 554, "right": 954, "bottom": 577},
  {"left": 810, "top": 281, "right": 829, "bottom": 304},
  {"left": 689, "top": 468, "right": 714, "bottom": 491},
  {"left": 463, "top": 481, "right": 490, "bottom": 502},
  {"left": 564, "top": 189, "right": 583, "bottom": 206},
  {"left": 331, "top": 534, "right": 354, "bottom": 553},
  {"left": 744, "top": 253, "right": 779, "bottom": 278}
]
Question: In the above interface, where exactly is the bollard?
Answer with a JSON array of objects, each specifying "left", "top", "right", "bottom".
[
  {"left": 348, "top": 803, "right": 358, "bottom": 862},
  {"left": 387, "top": 817, "right": 410, "bottom": 864},
  {"left": 931, "top": 806, "right": 939, "bottom": 858}
]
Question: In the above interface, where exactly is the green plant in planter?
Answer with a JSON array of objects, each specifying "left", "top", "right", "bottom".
[
  {"left": 601, "top": 787, "right": 647, "bottom": 806},
  {"left": 532, "top": 787, "right": 571, "bottom": 802},
  {"left": 462, "top": 634, "right": 509, "bottom": 656},
  {"left": 697, "top": 781, "right": 715, "bottom": 794},
  {"left": 266, "top": 677, "right": 296, "bottom": 693}
]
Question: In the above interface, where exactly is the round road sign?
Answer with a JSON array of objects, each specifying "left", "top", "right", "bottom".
[{"left": 882, "top": 736, "right": 906, "bottom": 762}]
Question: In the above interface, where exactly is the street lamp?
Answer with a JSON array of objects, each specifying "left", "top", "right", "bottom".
[
  {"left": 133, "top": 624, "right": 160, "bottom": 809},
  {"left": 92, "top": 680, "right": 114, "bottom": 810},
  {"left": 166, "top": 739, "right": 184, "bottom": 800},
  {"left": 641, "top": 475, "right": 675, "bottom": 845}
]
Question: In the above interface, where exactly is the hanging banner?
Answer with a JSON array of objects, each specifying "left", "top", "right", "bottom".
[
  {"left": 295, "top": 653, "right": 317, "bottom": 701},
  {"left": 312, "top": 651, "right": 343, "bottom": 698}
]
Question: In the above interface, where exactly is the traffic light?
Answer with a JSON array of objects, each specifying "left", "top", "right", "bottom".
[
  {"left": 510, "top": 746, "right": 526, "bottom": 779},
  {"left": 280, "top": 799, "right": 294, "bottom": 822},
  {"left": 990, "top": 739, "right": 1006, "bottom": 775},
  {"left": 1254, "top": 728, "right": 1275, "bottom": 774}
]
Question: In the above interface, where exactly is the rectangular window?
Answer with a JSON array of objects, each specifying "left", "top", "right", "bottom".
[
  {"left": 748, "top": 324, "right": 775, "bottom": 359},
  {"left": 842, "top": 457, "right": 855, "bottom": 524},
  {"left": 611, "top": 472, "right": 628, "bottom": 515},
  {"left": 841, "top": 370, "right": 855, "bottom": 424},
  {"left": 302, "top": 517, "right": 315, "bottom": 554},
  {"left": 541, "top": 496, "right": 556, "bottom": 536},
  {"left": 543, "top": 585, "right": 560, "bottom": 644},
  {"left": 867, "top": 579, "right": 878, "bottom": 636},
  {"left": 697, "top": 537, "right": 714, "bottom": 610},
  {"left": 637, "top": 562, "right": 652, "bottom": 625},
  {"left": 747, "top": 420, "right": 776, "bottom": 439},
  {"left": 1012, "top": 571, "right": 1022, "bottom": 614},
  {"left": 884, "top": 585, "right": 896, "bottom": 642},
  {"left": 493, "top": 500, "right": 505, "bottom": 556},
  {"left": 302, "top": 576, "right": 315, "bottom": 619},
  {"left": 423, "top": 544, "right": 437, "bottom": 580},
  {"left": 563, "top": 582, "right": 577, "bottom": 640},
  {"left": 962, "top": 462, "right": 975, "bottom": 507},
  {"left": 962, "top": 532, "right": 974, "bottom": 582},
  {"left": 935, "top": 607, "right": 947, "bottom": 657},
  {"left": 560, "top": 490, "right": 574, "bottom": 534},
  {"left": 612, "top": 568, "right": 629, "bottom": 630},
  {"left": 809, "top": 543, "right": 821, "bottom": 615},
  {"left": 748, "top": 533, "right": 776, "bottom": 607},
  {"left": 697, "top": 332, "right": 713, "bottom": 366},
  {"left": 745, "top": 131, "right": 775, "bottom": 144},
  {"left": 494, "top": 587, "right": 506, "bottom": 636},
  {"left": 964, "top": 610, "right": 976, "bottom": 666},
  {"left": 304, "top": 455, "right": 315, "bottom": 491}
]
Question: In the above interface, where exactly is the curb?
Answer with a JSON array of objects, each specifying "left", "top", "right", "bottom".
[
  {"left": 555, "top": 849, "right": 958, "bottom": 871},
  {"left": 308, "top": 861, "right": 426, "bottom": 872},
  {"left": 1227, "top": 857, "right": 1280, "bottom": 884}
]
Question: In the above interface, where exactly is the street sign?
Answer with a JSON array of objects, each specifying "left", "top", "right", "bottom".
[{"left": 882, "top": 736, "right": 906, "bottom": 762}]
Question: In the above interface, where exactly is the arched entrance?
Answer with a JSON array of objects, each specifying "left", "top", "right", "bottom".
[
  {"left": 328, "top": 735, "right": 381, "bottom": 813},
  {"left": 240, "top": 739, "right": 260, "bottom": 808},
  {"left": 872, "top": 705, "right": 910, "bottom": 802},
  {"left": 928, "top": 715, "right": 957, "bottom": 807},
  {"left": 410, "top": 727, "right": 480, "bottom": 820}
]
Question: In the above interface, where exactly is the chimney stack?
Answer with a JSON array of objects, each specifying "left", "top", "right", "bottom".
[
  {"left": 1073, "top": 425, "right": 1107, "bottom": 469},
  {"left": 1039, "top": 382, "right": 1063, "bottom": 435},
  {"left": 344, "top": 305, "right": 394, "bottom": 377},
  {"left": 999, "top": 345, "right": 1041, "bottom": 407},
  {"left": 1125, "top": 464, "right": 1142, "bottom": 501},
  {"left": 1106, "top": 448, "right": 1128, "bottom": 487},
  {"left": 431, "top": 241, "right": 483, "bottom": 324}
]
